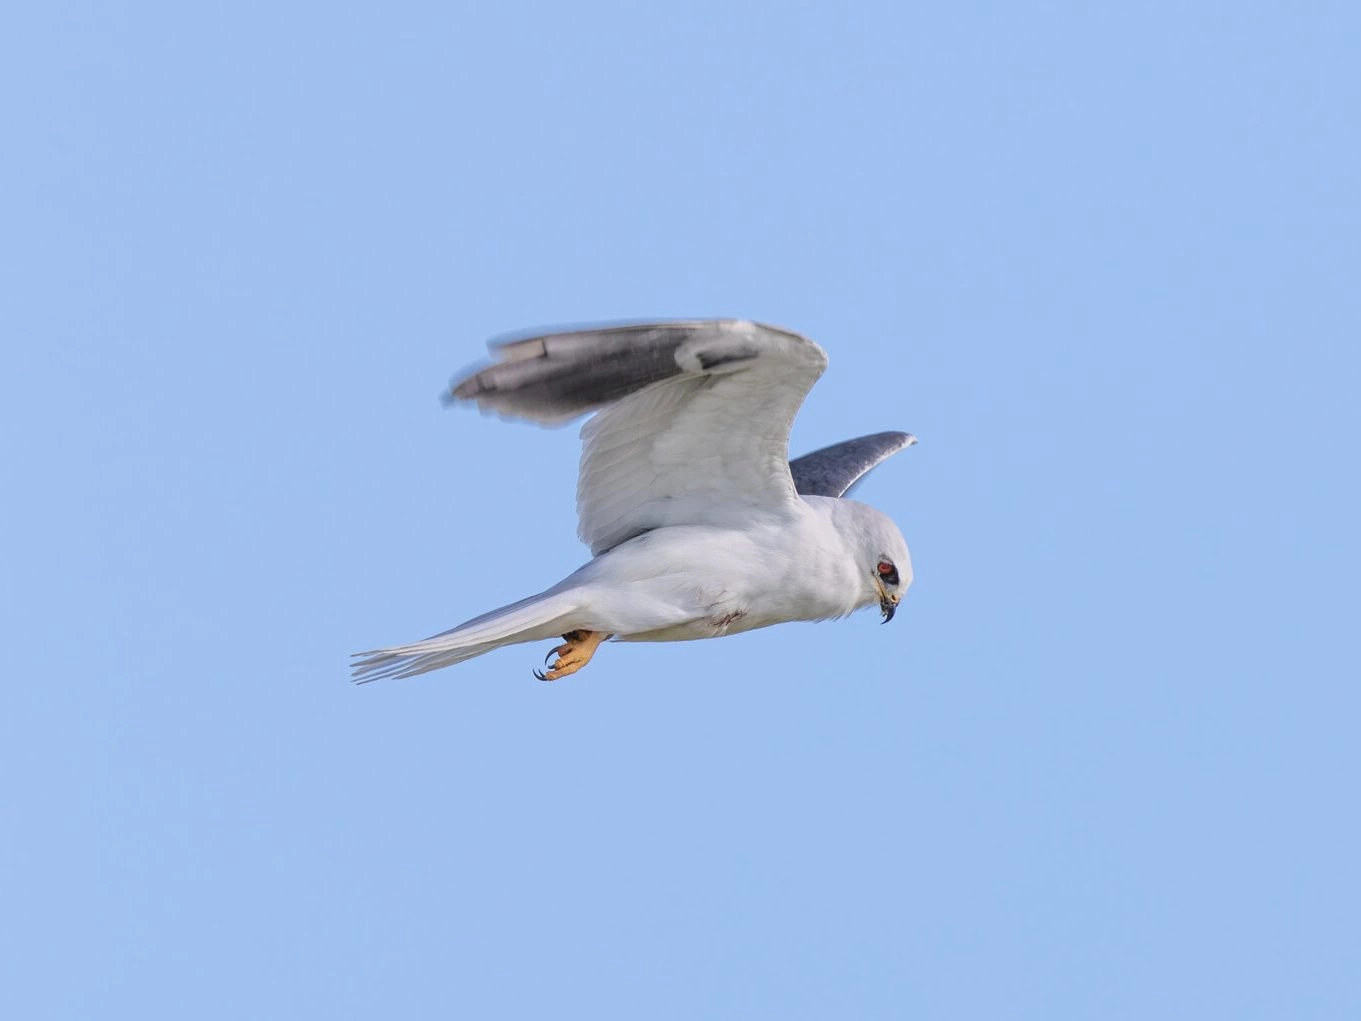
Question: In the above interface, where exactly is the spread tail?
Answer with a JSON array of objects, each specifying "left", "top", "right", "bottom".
[{"left": 351, "top": 589, "right": 580, "bottom": 683}]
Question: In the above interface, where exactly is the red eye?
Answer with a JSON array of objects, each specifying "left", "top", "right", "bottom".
[{"left": 877, "top": 561, "right": 894, "bottom": 576}]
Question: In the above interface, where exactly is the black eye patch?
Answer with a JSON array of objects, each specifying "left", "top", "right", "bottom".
[{"left": 876, "top": 560, "right": 899, "bottom": 586}]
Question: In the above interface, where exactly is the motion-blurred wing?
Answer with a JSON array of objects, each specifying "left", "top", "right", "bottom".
[{"left": 450, "top": 320, "right": 828, "bottom": 554}]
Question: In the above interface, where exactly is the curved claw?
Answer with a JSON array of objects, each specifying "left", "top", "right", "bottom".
[{"left": 531, "top": 630, "right": 608, "bottom": 683}]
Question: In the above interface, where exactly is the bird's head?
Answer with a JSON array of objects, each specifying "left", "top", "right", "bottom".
[{"left": 837, "top": 501, "right": 912, "bottom": 623}]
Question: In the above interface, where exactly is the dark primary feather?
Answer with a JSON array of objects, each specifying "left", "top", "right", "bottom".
[
  {"left": 789, "top": 431, "right": 917, "bottom": 498},
  {"left": 449, "top": 320, "right": 762, "bottom": 425}
]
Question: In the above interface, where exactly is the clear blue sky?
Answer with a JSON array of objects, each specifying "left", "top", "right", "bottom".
[{"left": 3, "top": 2, "right": 1358, "bottom": 1018}]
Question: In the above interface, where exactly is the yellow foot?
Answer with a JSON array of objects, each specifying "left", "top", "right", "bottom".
[{"left": 534, "top": 629, "right": 610, "bottom": 681}]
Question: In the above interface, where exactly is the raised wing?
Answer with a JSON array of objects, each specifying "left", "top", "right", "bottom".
[
  {"left": 789, "top": 431, "right": 917, "bottom": 498},
  {"left": 450, "top": 320, "right": 828, "bottom": 554}
]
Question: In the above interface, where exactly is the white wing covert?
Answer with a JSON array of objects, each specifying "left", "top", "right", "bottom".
[{"left": 450, "top": 320, "right": 828, "bottom": 554}]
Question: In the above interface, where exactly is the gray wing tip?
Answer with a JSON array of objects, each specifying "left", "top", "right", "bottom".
[
  {"left": 874, "top": 430, "right": 918, "bottom": 450},
  {"left": 449, "top": 372, "right": 487, "bottom": 401}
]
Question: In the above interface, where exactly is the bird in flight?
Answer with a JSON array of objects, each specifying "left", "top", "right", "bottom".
[{"left": 352, "top": 320, "right": 916, "bottom": 683}]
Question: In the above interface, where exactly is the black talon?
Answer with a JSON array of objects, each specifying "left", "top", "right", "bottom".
[
  {"left": 545, "top": 647, "right": 559, "bottom": 665},
  {"left": 533, "top": 669, "right": 548, "bottom": 681}
]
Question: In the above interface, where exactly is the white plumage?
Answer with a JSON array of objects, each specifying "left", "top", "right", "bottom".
[{"left": 352, "top": 320, "right": 916, "bottom": 683}]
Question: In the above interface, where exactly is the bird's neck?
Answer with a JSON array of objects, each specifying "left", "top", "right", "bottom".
[{"left": 792, "top": 497, "right": 878, "bottom": 619}]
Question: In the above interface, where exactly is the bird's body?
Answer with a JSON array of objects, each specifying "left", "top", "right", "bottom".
[
  {"left": 552, "top": 496, "right": 885, "bottom": 644},
  {"left": 352, "top": 320, "right": 916, "bottom": 683}
]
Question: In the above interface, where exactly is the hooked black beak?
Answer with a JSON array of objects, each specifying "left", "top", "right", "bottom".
[{"left": 879, "top": 592, "right": 897, "bottom": 624}]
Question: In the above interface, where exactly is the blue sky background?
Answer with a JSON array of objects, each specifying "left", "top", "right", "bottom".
[{"left": 4, "top": 2, "right": 1358, "bottom": 1017}]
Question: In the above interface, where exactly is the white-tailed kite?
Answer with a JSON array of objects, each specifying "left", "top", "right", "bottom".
[{"left": 352, "top": 320, "right": 916, "bottom": 682}]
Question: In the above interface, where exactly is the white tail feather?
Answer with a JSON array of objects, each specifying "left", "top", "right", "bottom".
[{"left": 351, "top": 589, "right": 581, "bottom": 683}]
